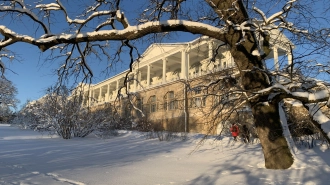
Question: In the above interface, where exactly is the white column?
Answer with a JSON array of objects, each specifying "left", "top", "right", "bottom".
[
  {"left": 98, "top": 87, "right": 102, "bottom": 102},
  {"left": 208, "top": 41, "right": 213, "bottom": 58},
  {"left": 181, "top": 50, "right": 188, "bottom": 79},
  {"left": 273, "top": 47, "right": 279, "bottom": 71},
  {"left": 215, "top": 59, "right": 220, "bottom": 71},
  {"left": 127, "top": 77, "right": 130, "bottom": 94},
  {"left": 287, "top": 51, "right": 292, "bottom": 66},
  {"left": 147, "top": 65, "right": 151, "bottom": 86},
  {"left": 133, "top": 72, "right": 137, "bottom": 92},
  {"left": 110, "top": 83, "right": 114, "bottom": 100},
  {"left": 91, "top": 89, "right": 95, "bottom": 105},
  {"left": 107, "top": 84, "right": 110, "bottom": 101},
  {"left": 162, "top": 58, "right": 167, "bottom": 83},
  {"left": 287, "top": 51, "right": 293, "bottom": 77},
  {"left": 82, "top": 93, "right": 85, "bottom": 107},
  {"left": 138, "top": 71, "right": 141, "bottom": 90},
  {"left": 88, "top": 89, "right": 91, "bottom": 106},
  {"left": 230, "top": 51, "right": 234, "bottom": 67},
  {"left": 187, "top": 53, "right": 190, "bottom": 77}
]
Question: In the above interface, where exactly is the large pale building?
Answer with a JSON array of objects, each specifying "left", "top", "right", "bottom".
[{"left": 74, "top": 33, "right": 293, "bottom": 134}]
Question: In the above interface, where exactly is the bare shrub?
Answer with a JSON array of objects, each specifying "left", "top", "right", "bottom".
[
  {"left": 134, "top": 117, "right": 153, "bottom": 132},
  {"left": 154, "top": 122, "right": 187, "bottom": 141},
  {"left": 15, "top": 86, "right": 115, "bottom": 139}
]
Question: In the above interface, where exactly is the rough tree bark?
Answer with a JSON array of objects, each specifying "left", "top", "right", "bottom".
[{"left": 209, "top": 0, "right": 294, "bottom": 169}]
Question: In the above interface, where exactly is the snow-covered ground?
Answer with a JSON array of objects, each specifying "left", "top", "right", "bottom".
[{"left": 0, "top": 124, "right": 330, "bottom": 185}]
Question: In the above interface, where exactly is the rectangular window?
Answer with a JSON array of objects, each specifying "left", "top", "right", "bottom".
[
  {"left": 169, "top": 100, "right": 178, "bottom": 110},
  {"left": 151, "top": 104, "right": 156, "bottom": 112},
  {"left": 169, "top": 91, "right": 176, "bottom": 110},
  {"left": 168, "top": 91, "right": 174, "bottom": 99},
  {"left": 163, "top": 102, "right": 168, "bottom": 111},
  {"left": 193, "top": 96, "right": 206, "bottom": 108},
  {"left": 165, "top": 91, "right": 176, "bottom": 111},
  {"left": 202, "top": 96, "right": 206, "bottom": 107},
  {"left": 195, "top": 97, "right": 201, "bottom": 107},
  {"left": 150, "top": 95, "right": 156, "bottom": 113},
  {"left": 169, "top": 101, "right": 174, "bottom": 110},
  {"left": 163, "top": 95, "right": 167, "bottom": 110}
]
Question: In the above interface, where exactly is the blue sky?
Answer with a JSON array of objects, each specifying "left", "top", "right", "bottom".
[{"left": 5, "top": 43, "right": 58, "bottom": 109}]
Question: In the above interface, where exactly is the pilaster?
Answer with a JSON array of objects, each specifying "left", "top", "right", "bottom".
[
  {"left": 181, "top": 50, "right": 189, "bottom": 79},
  {"left": 147, "top": 65, "right": 151, "bottom": 86},
  {"left": 162, "top": 58, "right": 167, "bottom": 83}
]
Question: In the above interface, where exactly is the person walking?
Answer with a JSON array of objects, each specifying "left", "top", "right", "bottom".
[
  {"left": 230, "top": 123, "right": 239, "bottom": 141},
  {"left": 242, "top": 124, "right": 250, "bottom": 143}
]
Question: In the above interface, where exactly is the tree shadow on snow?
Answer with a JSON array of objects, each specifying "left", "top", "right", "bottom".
[{"left": 187, "top": 140, "right": 330, "bottom": 185}]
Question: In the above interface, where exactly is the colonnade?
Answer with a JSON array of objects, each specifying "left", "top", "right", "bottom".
[
  {"left": 77, "top": 37, "right": 293, "bottom": 107},
  {"left": 273, "top": 46, "right": 293, "bottom": 71}
]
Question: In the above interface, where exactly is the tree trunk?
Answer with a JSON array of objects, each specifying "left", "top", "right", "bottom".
[
  {"left": 206, "top": 0, "right": 295, "bottom": 169},
  {"left": 252, "top": 102, "right": 294, "bottom": 169}
]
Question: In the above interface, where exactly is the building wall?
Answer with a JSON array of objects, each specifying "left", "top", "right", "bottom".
[
  {"left": 72, "top": 36, "right": 292, "bottom": 134},
  {"left": 102, "top": 67, "right": 239, "bottom": 135}
]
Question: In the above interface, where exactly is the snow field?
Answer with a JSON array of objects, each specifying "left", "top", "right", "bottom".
[{"left": 1, "top": 124, "right": 330, "bottom": 185}]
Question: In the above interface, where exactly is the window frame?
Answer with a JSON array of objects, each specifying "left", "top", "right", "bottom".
[
  {"left": 149, "top": 95, "right": 157, "bottom": 113},
  {"left": 164, "top": 91, "right": 177, "bottom": 111}
]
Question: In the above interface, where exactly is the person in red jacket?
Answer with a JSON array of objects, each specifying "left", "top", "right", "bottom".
[{"left": 230, "top": 123, "right": 239, "bottom": 141}]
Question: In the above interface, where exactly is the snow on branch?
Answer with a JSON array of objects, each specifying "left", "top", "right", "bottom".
[
  {"left": 0, "top": 25, "right": 35, "bottom": 44},
  {"left": 0, "top": 1, "right": 51, "bottom": 34},
  {"left": 0, "top": 20, "right": 226, "bottom": 51},
  {"left": 36, "top": 3, "right": 61, "bottom": 11},
  {"left": 291, "top": 89, "right": 330, "bottom": 102},
  {"left": 307, "top": 103, "right": 330, "bottom": 138},
  {"left": 35, "top": 0, "right": 130, "bottom": 33},
  {"left": 69, "top": 10, "right": 116, "bottom": 25},
  {"left": 256, "top": 82, "right": 330, "bottom": 104},
  {"left": 252, "top": 0, "right": 307, "bottom": 34},
  {"left": 257, "top": 83, "right": 290, "bottom": 96}
]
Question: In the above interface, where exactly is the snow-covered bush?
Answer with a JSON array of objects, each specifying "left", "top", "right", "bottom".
[{"left": 14, "top": 86, "right": 115, "bottom": 139}]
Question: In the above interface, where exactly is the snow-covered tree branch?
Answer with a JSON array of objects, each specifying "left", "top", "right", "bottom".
[{"left": 0, "top": 20, "right": 227, "bottom": 51}]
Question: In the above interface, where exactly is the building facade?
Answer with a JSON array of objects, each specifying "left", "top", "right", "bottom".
[{"left": 74, "top": 33, "right": 293, "bottom": 134}]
